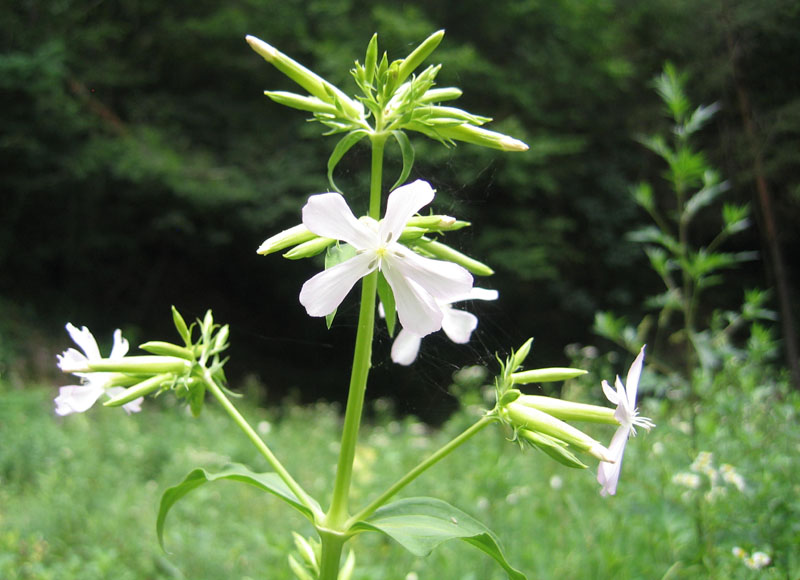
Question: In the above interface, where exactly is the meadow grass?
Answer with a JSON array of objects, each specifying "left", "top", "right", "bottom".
[{"left": 1, "top": 375, "right": 797, "bottom": 580}]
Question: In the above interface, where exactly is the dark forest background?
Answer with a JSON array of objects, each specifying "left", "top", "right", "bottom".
[{"left": 2, "top": 0, "right": 799, "bottom": 421}]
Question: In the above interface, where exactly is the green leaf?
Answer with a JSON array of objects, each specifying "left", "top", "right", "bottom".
[
  {"left": 377, "top": 272, "right": 397, "bottom": 337},
  {"left": 352, "top": 497, "right": 526, "bottom": 580},
  {"left": 327, "top": 130, "right": 369, "bottom": 193},
  {"left": 389, "top": 130, "right": 415, "bottom": 191},
  {"left": 157, "top": 464, "right": 319, "bottom": 550}
]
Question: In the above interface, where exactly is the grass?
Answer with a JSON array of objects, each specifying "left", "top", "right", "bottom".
[{"left": 1, "top": 372, "right": 798, "bottom": 580}]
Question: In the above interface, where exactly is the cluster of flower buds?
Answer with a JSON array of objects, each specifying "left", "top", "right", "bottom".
[
  {"left": 494, "top": 338, "right": 617, "bottom": 469},
  {"left": 55, "top": 307, "right": 229, "bottom": 417},
  {"left": 247, "top": 30, "right": 528, "bottom": 192},
  {"left": 494, "top": 340, "right": 653, "bottom": 495}
]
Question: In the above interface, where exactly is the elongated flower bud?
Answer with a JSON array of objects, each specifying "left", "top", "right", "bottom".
[
  {"left": 282, "top": 236, "right": 336, "bottom": 259},
  {"left": 139, "top": 341, "right": 196, "bottom": 360},
  {"left": 246, "top": 35, "right": 363, "bottom": 120},
  {"left": 258, "top": 224, "right": 317, "bottom": 255},
  {"left": 413, "top": 239, "right": 494, "bottom": 276},
  {"left": 515, "top": 395, "right": 618, "bottom": 425},
  {"left": 436, "top": 124, "right": 529, "bottom": 152},
  {"left": 104, "top": 374, "right": 172, "bottom": 407},
  {"left": 511, "top": 367, "right": 588, "bottom": 384},
  {"left": 518, "top": 429, "right": 588, "bottom": 469},
  {"left": 419, "top": 87, "right": 463, "bottom": 104},
  {"left": 505, "top": 401, "right": 613, "bottom": 462},
  {"left": 86, "top": 356, "right": 191, "bottom": 375},
  {"left": 264, "top": 91, "right": 340, "bottom": 115},
  {"left": 396, "top": 30, "right": 445, "bottom": 86}
]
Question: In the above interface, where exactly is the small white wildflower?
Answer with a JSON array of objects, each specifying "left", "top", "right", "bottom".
[
  {"left": 750, "top": 551, "right": 771, "bottom": 569},
  {"left": 597, "top": 346, "right": 655, "bottom": 496},
  {"left": 673, "top": 472, "right": 701, "bottom": 489}
]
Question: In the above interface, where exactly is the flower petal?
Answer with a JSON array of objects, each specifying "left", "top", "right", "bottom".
[
  {"left": 54, "top": 384, "right": 105, "bottom": 416},
  {"left": 597, "top": 425, "right": 630, "bottom": 496},
  {"left": 381, "top": 261, "right": 443, "bottom": 336},
  {"left": 625, "top": 345, "right": 646, "bottom": 409},
  {"left": 387, "top": 245, "right": 473, "bottom": 300},
  {"left": 441, "top": 308, "right": 478, "bottom": 344},
  {"left": 302, "top": 193, "right": 375, "bottom": 249},
  {"left": 109, "top": 329, "right": 130, "bottom": 359},
  {"left": 57, "top": 348, "right": 89, "bottom": 373},
  {"left": 379, "top": 180, "right": 435, "bottom": 242},
  {"left": 65, "top": 323, "right": 101, "bottom": 360},
  {"left": 299, "top": 251, "right": 376, "bottom": 317},
  {"left": 391, "top": 329, "right": 423, "bottom": 366}
]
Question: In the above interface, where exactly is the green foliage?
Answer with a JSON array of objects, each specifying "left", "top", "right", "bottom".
[
  {"left": 354, "top": 497, "right": 525, "bottom": 580},
  {"left": 2, "top": 378, "right": 797, "bottom": 578},
  {"left": 595, "top": 63, "right": 768, "bottom": 396}
]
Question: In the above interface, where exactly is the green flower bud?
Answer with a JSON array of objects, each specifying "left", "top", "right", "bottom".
[
  {"left": 419, "top": 87, "right": 463, "bottom": 104},
  {"left": 283, "top": 236, "right": 336, "bottom": 260},
  {"left": 518, "top": 429, "right": 588, "bottom": 469},
  {"left": 405, "top": 215, "right": 465, "bottom": 230},
  {"left": 258, "top": 224, "right": 317, "bottom": 255},
  {"left": 172, "top": 306, "right": 191, "bottom": 345},
  {"left": 139, "top": 341, "right": 196, "bottom": 360},
  {"left": 396, "top": 30, "right": 445, "bottom": 86},
  {"left": 515, "top": 395, "right": 617, "bottom": 425},
  {"left": 511, "top": 367, "right": 588, "bottom": 384},
  {"left": 398, "top": 227, "right": 428, "bottom": 242},
  {"left": 510, "top": 338, "right": 534, "bottom": 371},
  {"left": 104, "top": 374, "right": 173, "bottom": 407},
  {"left": 505, "top": 401, "right": 613, "bottom": 462},
  {"left": 245, "top": 35, "right": 363, "bottom": 120},
  {"left": 264, "top": 91, "right": 340, "bottom": 116},
  {"left": 433, "top": 124, "right": 529, "bottom": 152},
  {"left": 87, "top": 356, "right": 191, "bottom": 375},
  {"left": 412, "top": 238, "right": 494, "bottom": 276}
]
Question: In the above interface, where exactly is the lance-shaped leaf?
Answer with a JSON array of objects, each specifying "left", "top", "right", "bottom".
[
  {"left": 157, "top": 464, "right": 320, "bottom": 550},
  {"left": 389, "top": 130, "right": 414, "bottom": 191},
  {"left": 352, "top": 497, "right": 526, "bottom": 580},
  {"left": 327, "top": 130, "right": 369, "bottom": 193}
]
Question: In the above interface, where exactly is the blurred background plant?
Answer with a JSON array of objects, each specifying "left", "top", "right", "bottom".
[{"left": 2, "top": 0, "right": 799, "bottom": 413}]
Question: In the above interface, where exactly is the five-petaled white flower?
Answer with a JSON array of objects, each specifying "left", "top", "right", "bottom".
[
  {"left": 55, "top": 323, "right": 143, "bottom": 416},
  {"left": 597, "top": 345, "right": 655, "bottom": 496},
  {"left": 390, "top": 287, "right": 498, "bottom": 365},
  {"left": 299, "top": 180, "right": 474, "bottom": 337}
]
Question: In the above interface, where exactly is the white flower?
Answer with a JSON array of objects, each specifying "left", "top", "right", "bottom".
[
  {"left": 597, "top": 345, "right": 655, "bottom": 496},
  {"left": 55, "top": 323, "right": 143, "bottom": 415},
  {"left": 390, "top": 287, "right": 498, "bottom": 365},
  {"left": 298, "top": 180, "right": 474, "bottom": 336}
]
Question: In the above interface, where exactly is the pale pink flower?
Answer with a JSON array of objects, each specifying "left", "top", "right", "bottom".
[
  {"left": 299, "top": 180, "right": 473, "bottom": 336},
  {"left": 390, "top": 287, "right": 498, "bottom": 365},
  {"left": 55, "top": 323, "right": 142, "bottom": 415},
  {"left": 597, "top": 346, "right": 655, "bottom": 496}
]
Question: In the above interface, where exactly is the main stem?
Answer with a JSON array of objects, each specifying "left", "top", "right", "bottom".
[{"left": 319, "top": 135, "right": 388, "bottom": 579}]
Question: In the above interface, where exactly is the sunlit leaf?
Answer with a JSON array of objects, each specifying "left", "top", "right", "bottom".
[
  {"left": 157, "top": 464, "right": 320, "bottom": 550},
  {"left": 353, "top": 497, "right": 526, "bottom": 580}
]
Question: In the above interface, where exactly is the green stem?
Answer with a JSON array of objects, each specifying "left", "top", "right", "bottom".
[
  {"left": 325, "top": 133, "right": 388, "bottom": 529},
  {"left": 346, "top": 415, "right": 496, "bottom": 527},
  {"left": 203, "top": 371, "right": 322, "bottom": 520},
  {"left": 318, "top": 528, "right": 348, "bottom": 580}
]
